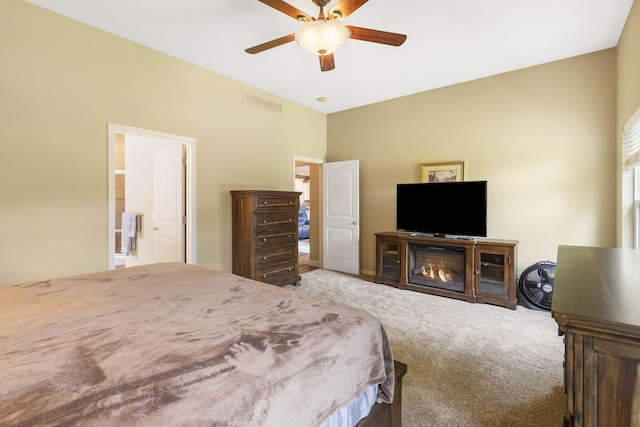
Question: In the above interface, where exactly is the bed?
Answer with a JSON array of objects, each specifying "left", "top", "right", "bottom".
[{"left": 0, "top": 262, "right": 405, "bottom": 426}]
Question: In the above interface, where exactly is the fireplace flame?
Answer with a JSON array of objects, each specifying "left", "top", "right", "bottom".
[{"left": 420, "top": 264, "right": 454, "bottom": 283}]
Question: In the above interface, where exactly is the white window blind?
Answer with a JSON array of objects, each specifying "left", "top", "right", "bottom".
[
  {"left": 623, "top": 108, "right": 640, "bottom": 169},
  {"left": 635, "top": 168, "right": 640, "bottom": 249}
]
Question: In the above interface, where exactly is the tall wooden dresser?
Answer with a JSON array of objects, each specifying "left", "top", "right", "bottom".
[{"left": 231, "top": 190, "right": 301, "bottom": 286}]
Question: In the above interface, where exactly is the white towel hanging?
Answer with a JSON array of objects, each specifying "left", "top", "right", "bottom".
[{"left": 121, "top": 212, "right": 137, "bottom": 255}]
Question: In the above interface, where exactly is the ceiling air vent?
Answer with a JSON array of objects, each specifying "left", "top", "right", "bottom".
[{"left": 243, "top": 91, "right": 282, "bottom": 114}]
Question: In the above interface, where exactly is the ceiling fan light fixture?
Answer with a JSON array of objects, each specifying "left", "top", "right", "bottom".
[{"left": 295, "top": 19, "right": 349, "bottom": 55}]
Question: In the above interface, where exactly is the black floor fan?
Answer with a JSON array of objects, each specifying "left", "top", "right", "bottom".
[{"left": 518, "top": 261, "right": 556, "bottom": 311}]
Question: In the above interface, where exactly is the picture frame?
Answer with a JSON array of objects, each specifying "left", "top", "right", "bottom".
[{"left": 420, "top": 161, "right": 465, "bottom": 183}]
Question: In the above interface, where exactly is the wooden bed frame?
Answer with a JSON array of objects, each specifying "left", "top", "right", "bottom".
[{"left": 358, "top": 360, "right": 407, "bottom": 427}]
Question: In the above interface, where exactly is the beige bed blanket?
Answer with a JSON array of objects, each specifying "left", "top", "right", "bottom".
[{"left": 0, "top": 263, "right": 394, "bottom": 426}]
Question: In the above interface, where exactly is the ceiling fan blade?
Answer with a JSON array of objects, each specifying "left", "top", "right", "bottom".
[
  {"left": 257, "top": 0, "right": 313, "bottom": 22},
  {"left": 319, "top": 53, "right": 335, "bottom": 72},
  {"left": 346, "top": 26, "right": 407, "bottom": 46},
  {"left": 328, "top": 0, "right": 368, "bottom": 21},
  {"left": 245, "top": 34, "right": 296, "bottom": 54}
]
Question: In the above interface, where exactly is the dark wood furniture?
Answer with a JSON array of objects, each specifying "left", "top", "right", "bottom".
[
  {"left": 231, "top": 190, "right": 301, "bottom": 286},
  {"left": 552, "top": 245, "right": 640, "bottom": 427},
  {"left": 358, "top": 360, "right": 407, "bottom": 427},
  {"left": 374, "top": 231, "right": 518, "bottom": 309}
]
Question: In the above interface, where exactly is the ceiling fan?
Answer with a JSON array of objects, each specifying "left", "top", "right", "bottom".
[{"left": 245, "top": 0, "right": 407, "bottom": 72}]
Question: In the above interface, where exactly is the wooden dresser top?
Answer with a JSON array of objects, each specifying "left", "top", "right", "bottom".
[{"left": 552, "top": 245, "right": 640, "bottom": 335}]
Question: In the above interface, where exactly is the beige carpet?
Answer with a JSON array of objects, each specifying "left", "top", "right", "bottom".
[{"left": 294, "top": 269, "right": 564, "bottom": 427}]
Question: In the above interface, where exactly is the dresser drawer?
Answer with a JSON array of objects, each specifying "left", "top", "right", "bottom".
[
  {"left": 255, "top": 245, "right": 296, "bottom": 268},
  {"left": 255, "top": 195, "right": 298, "bottom": 209},
  {"left": 254, "top": 210, "right": 298, "bottom": 232},
  {"left": 254, "top": 265, "right": 299, "bottom": 286},
  {"left": 255, "top": 258, "right": 296, "bottom": 277},
  {"left": 255, "top": 232, "right": 297, "bottom": 248}
]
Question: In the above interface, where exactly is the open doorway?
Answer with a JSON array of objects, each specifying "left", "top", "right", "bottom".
[
  {"left": 294, "top": 158, "right": 322, "bottom": 273},
  {"left": 295, "top": 163, "right": 311, "bottom": 272},
  {"left": 108, "top": 124, "right": 197, "bottom": 270}
]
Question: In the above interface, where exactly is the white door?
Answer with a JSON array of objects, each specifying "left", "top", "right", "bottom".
[
  {"left": 153, "top": 144, "right": 185, "bottom": 263},
  {"left": 322, "top": 160, "right": 360, "bottom": 274}
]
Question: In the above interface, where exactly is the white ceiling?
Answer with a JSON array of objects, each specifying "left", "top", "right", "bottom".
[{"left": 25, "top": 0, "right": 634, "bottom": 114}]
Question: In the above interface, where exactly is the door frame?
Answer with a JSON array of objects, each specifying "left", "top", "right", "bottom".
[
  {"left": 107, "top": 123, "right": 197, "bottom": 269},
  {"left": 293, "top": 156, "right": 324, "bottom": 268}
]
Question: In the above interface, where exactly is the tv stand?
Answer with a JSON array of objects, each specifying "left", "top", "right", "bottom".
[{"left": 374, "top": 232, "right": 518, "bottom": 310}]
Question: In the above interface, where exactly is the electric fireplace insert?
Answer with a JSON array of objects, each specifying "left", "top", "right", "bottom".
[{"left": 409, "top": 243, "right": 465, "bottom": 293}]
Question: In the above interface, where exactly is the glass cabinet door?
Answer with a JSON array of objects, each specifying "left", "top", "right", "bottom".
[
  {"left": 379, "top": 239, "right": 401, "bottom": 280},
  {"left": 477, "top": 250, "right": 508, "bottom": 297}
]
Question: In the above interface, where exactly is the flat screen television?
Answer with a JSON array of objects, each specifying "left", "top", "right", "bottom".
[{"left": 396, "top": 181, "right": 487, "bottom": 237}]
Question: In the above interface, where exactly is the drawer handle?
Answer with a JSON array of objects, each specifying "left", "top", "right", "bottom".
[
  {"left": 263, "top": 238, "right": 267, "bottom": 242},
  {"left": 263, "top": 201, "right": 268, "bottom": 205},
  {"left": 263, "top": 220, "right": 267, "bottom": 223},
  {"left": 288, "top": 252, "right": 292, "bottom": 255},
  {"left": 262, "top": 274, "right": 267, "bottom": 278},
  {"left": 289, "top": 201, "right": 292, "bottom": 204},
  {"left": 288, "top": 235, "right": 292, "bottom": 238},
  {"left": 289, "top": 218, "right": 292, "bottom": 222},
  {"left": 288, "top": 268, "right": 292, "bottom": 271},
  {"left": 263, "top": 256, "right": 267, "bottom": 260}
]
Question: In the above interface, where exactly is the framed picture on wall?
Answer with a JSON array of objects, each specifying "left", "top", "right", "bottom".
[{"left": 420, "top": 161, "right": 465, "bottom": 183}]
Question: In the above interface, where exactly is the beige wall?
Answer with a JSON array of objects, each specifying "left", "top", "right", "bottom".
[
  {"left": 1, "top": 0, "right": 635, "bottom": 286},
  {"left": 617, "top": 0, "right": 640, "bottom": 248},
  {"left": 0, "top": 0, "right": 326, "bottom": 286},
  {"left": 327, "top": 50, "right": 618, "bottom": 277}
]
